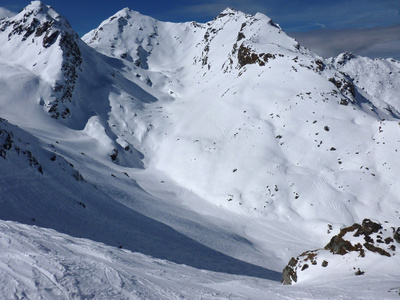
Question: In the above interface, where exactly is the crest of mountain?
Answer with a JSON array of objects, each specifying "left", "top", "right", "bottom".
[{"left": 83, "top": 7, "right": 303, "bottom": 72}]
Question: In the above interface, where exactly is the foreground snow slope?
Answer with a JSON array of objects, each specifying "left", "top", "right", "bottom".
[
  {"left": 2, "top": 220, "right": 400, "bottom": 299},
  {"left": 0, "top": 1, "right": 400, "bottom": 298}
]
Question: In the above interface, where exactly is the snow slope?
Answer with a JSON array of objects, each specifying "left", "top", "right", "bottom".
[
  {"left": 0, "top": 2, "right": 400, "bottom": 298},
  {"left": 3, "top": 220, "right": 399, "bottom": 299}
]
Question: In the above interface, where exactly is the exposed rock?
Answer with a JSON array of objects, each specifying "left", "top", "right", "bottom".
[
  {"left": 282, "top": 219, "right": 398, "bottom": 285},
  {"left": 355, "top": 268, "right": 365, "bottom": 276},
  {"left": 281, "top": 257, "right": 298, "bottom": 285},
  {"left": 334, "top": 52, "right": 356, "bottom": 66},
  {"left": 394, "top": 227, "right": 400, "bottom": 243},
  {"left": 238, "top": 44, "right": 275, "bottom": 68},
  {"left": 324, "top": 235, "right": 365, "bottom": 257},
  {"left": 355, "top": 219, "right": 382, "bottom": 236}
]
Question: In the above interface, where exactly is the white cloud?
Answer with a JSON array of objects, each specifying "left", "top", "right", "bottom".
[
  {"left": 0, "top": 7, "right": 15, "bottom": 19},
  {"left": 291, "top": 24, "right": 400, "bottom": 60},
  {"left": 277, "top": 0, "right": 400, "bottom": 31}
]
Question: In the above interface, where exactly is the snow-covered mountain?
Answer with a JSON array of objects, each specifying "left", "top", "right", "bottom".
[
  {"left": 83, "top": 6, "right": 400, "bottom": 224},
  {"left": 331, "top": 52, "right": 400, "bottom": 117},
  {"left": 1, "top": 1, "right": 400, "bottom": 298}
]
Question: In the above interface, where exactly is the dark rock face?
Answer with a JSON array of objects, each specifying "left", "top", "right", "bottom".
[
  {"left": 324, "top": 219, "right": 389, "bottom": 258},
  {"left": 335, "top": 52, "right": 356, "bottom": 66},
  {"left": 0, "top": 119, "right": 43, "bottom": 174},
  {"left": 328, "top": 75, "right": 356, "bottom": 99},
  {"left": 281, "top": 257, "right": 298, "bottom": 285},
  {"left": 324, "top": 234, "right": 364, "bottom": 256},
  {"left": 237, "top": 44, "right": 275, "bottom": 68},
  {"left": 394, "top": 228, "right": 400, "bottom": 243},
  {"left": 355, "top": 219, "right": 382, "bottom": 236},
  {"left": 281, "top": 219, "right": 399, "bottom": 285}
]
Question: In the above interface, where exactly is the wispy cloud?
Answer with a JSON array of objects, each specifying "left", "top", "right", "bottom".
[
  {"left": 153, "top": 0, "right": 272, "bottom": 23},
  {"left": 0, "top": 7, "right": 15, "bottom": 19},
  {"left": 152, "top": 0, "right": 400, "bottom": 34},
  {"left": 291, "top": 23, "right": 400, "bottom": 60},
  {"left": 275, "top": 0, "right": 400, "bottom": 31}
]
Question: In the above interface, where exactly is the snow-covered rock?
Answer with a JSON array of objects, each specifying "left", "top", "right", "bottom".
[{"left": 282, "top": 219, "right": 400, "bottom": 285}]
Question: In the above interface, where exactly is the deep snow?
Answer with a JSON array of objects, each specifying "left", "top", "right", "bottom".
[{"left": 0, "top": 1, "right": 400, "bottom": 299}]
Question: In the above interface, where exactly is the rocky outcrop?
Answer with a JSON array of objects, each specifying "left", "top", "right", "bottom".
[
  {"left": 0, "top": 118, "right": 87, "bottom": 181},
  {"left": 237, "top": 44, "right": 276, "bottom": 67},
  {"left": 282, "top": 219, "right": 400, "bottom": 285},
  {"left": 0, "top": 118, "right": 43, "bottom": 174}
]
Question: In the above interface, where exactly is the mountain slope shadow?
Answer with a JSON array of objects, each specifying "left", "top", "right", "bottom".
[{"left": 0, "top": 159, "right": 281, "bottom": 281}]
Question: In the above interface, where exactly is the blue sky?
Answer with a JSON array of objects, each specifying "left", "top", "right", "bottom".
[{"left": 1, "top": 0, "right": 399, "bottom": 59}]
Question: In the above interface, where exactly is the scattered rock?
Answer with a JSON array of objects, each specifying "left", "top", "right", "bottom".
[{"left": 355, "top": 268, "right": 365, "bottom": 276}]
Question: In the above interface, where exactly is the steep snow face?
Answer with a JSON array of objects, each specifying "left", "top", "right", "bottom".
[
  {"left": 331, "top": 52, "right": 400, "bottom": 117},
  {"left": 0, "top": 1, "right": 83, "bottom": 120},
  {"left": 84, "top": 7, "right": 400, "bottom": 229}
]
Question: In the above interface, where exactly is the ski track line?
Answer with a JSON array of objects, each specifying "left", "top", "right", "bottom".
[
  {"left": 31, "top": 263, "right": 71, "bottom": 300},
  {"left": 0, "top": 260, "right": 36, "bottom": 292},
  {"left": 104, "top": 267, "right": 138, "bottom": 300}
]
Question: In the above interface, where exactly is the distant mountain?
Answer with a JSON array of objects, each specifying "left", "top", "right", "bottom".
[
  {"left": 0, "top": 2, "right": 400, "bottom": 298},
  {"left": 331, "top": 52, "right": 400, "bottom": 117}
]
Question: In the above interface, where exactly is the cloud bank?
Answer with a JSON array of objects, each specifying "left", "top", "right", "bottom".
[
  {"left": 291, "top": 24, "right": 400, "bottom": 60},
  {"left": 0, "top": 7, "right": 15, "bottom": 19}
]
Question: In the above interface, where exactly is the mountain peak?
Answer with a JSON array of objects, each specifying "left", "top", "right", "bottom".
[
  {"left": 26, "top": 1, "right": 46, "bottom": 9},
  {"left": 216, "top": 7, "right": 246, "bottom": 19},
  {"left": 220, "top": 7, "right": 237, "bottom": 14},
  {"left": 2, "top": 0, "right": 73, "bottom": 43},
  {"left": 333, "top": 52, "right": 357, "bottom": 65},
  {"left": 0, "top": 1, "right": 84, "bottom": 120},
  {"left": 21, "top": 1, "right": 63, "bottom": 23},
  {"left": 109, "top": 7, "right": 152, "bottom": 21}
]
